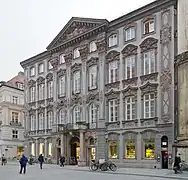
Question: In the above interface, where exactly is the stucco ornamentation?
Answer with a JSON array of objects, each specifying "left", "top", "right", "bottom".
[
  {"left": 105, "top": 50, "right": 120, "bottom": 63},
  {"left": 46, "top": 73, "right": 53, "bottom": 82},
  {"left": 71, "top": 63, "right": 82, "bottom": 74},
  {"left": 36, "top": 76, "right": 45, "bottom": 85},
  {"left": 38, "top": 106, "right": 45, "bottom": 114},
  {"left": 79, "top": 45, "right": 89, "bottom": 60},
  {"left": 140, "top": 72, "right": 158, "bottom": 84},
  {"left": 28, "top": 79, "right": 36, "bottom": 87},
  {"left": 105, "top": 89, "right": 120, "bottom": 100},
  {"left": 96, "top": 38, "right": 106, "bottom": 54},
  {"left": 122, "top": 77, "right": 138, "bottom": 87},
  {"left": 140, "top": 82, "right": 158, "bottom": 97},
  {"left": 86, "top": 57, "right": 99, "bottom": 67},
  {"left": 140, "top": 37, "right": 158, "bottom": 53},
  {"left": 57, "top": 69, "right": 66, "bottom": 77},
  {"left": 160, "top": 70, "right": 172, "bottom": 87},
  {"left": 70, "top": 94, "right": 82, "bottom": 106},
  {"left": 38, "top": 100, "right": 45, "bottom": 106},
  {"left": 64, "top": 52, "right": 73, "bottom": 66},
  {"left": 121, "top": 44, "right": 138, "bottom": 58},
  {"left": 122, "top": 86, "right": 138, "bottom": 98},
  {"left": 86, "top": 92, "right": 99, "bottom": 104},
  {"left": 175, "top": 51, "right": 188, "bottom": 66},
  {"left": 160, "top": 25, "right": 172, "bottom": 44},
  {"left": 105, "top": 81, "right": 120, "bottom": 92},
  {"left": 122, "top": 119, "right": 138, "bottom": 127},
  {"left": 50, "top": 57, "right": 59, "bottom": 70},
  {"left": 107, "top": 121, "right": 120, "bottom": 129},
  {"left": 140, "top": 117, "right": 158, "bottom": 127},
  {"left": 46, "top": 104, "right": 53, "bottom": 112}
]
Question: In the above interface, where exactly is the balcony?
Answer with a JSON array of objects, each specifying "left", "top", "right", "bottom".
[{"left": 9, "top": 121, "right": 22, "bottom": 127}]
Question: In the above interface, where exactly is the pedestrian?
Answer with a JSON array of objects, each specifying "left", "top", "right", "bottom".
[
  {"left": 1, "top": 154, "right": 6, "bottom": 166},
  {"left": 19, "top": 154, "right": 28, "bottom": 174},
  {"left": 38, "top": 154, "right": 44, "bottom": 169},
  {"left": 60, "top": 155, "right": 65, "bottom": 167}
]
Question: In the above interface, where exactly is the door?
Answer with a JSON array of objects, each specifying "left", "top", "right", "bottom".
[{"left": 161, "top": 151, "right": 168, "bottom": 169}]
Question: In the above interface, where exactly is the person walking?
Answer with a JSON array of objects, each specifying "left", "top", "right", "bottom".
[
  {"left": 60, "top": 155, "right": 65, "bottom": 167},
  {"left": 19, "top": 154, "right": 28, "bottom": 174},
  {"left": 1, "top": 154, "right": 6, "bottom": 166},
  {"left": 38, "top": 154, "right": 44, "bottom": 169}
]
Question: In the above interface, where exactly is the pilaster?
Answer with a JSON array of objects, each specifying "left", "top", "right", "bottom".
[
  {"left": 60, "top": 134, "right": 64, "bottom": 155},
  {"left": 44, "top": 139, "right": 48, "bottom": 157},
  {"left": 35, "top": 139, "right": 39, "bottom": 157}
]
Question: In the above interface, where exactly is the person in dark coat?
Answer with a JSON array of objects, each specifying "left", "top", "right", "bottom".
[
  {"left": 38, "top": 154, "right": 44, "bottom": 169},
  {"left": 60, "top": 155, "right": 65, "bottom": 167},
  {"left": 19, "top": 154, "right": 28, "bottom": 174},
  {"left": 1, "top": 154, "right": 6, "bottom": 166},
  {"left": 174, "top": 153, "right": 181, "bottom": 170}
]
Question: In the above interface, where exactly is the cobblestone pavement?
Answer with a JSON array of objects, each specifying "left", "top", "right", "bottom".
[{"left": 1, "top": 164, "right": 187, "bottom": 180}]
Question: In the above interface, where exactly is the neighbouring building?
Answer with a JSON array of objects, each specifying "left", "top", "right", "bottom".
[
  {"left": 0, "top": 72, "right": 25, "bottom": 159},
  {"left": 20, "top": 0, "right": 183, "bottom": 169}
]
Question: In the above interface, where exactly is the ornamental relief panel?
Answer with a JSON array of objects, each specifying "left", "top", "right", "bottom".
[
  {"left": 121, "top": 44, "right": 138, "bottom": 58},
  {"left": 57, "top": 97, "right": 68, "bottom": 108},
  {"left": 122, "top": 131, "right": 137, "bottom": 140},
  {"left": 79, "top": 45, "right": 89, "bottom": 60},
  {"left": 122, "top": 86, "right": 138, "bottom": 98},
  {"left": 71, "top": 63, "right": 82, "bottom": 74},
  {"left": 96, "top": 38, "right": 106, "bottom": 54},
  {"left": 38, "top": 100, "right": 45, "bottom": 106},
  {"left": 28, "top": 79, "right": 36, "bottom": 87},
  {"left": 107, "top": 122, "right": 120, "bottom": 129},
  {"left": 38, "top": 106, "right": 45, "bottom": 114},
  {"left": 57, "top": 68, "right": 66, "bottom": 77},
  {"left": 64, "top": 52, "right": 73, "bottom": 66},
  {"left": 139, "top": 37, "right": 158, "bottom": 53},
  {"left": 122, "top": 77, "right": 138, "bottom": 87},
  {"left": 105, "top": 50, "right": 120, "bottom": 63},
  {"left": 107, "top": 133, "right": 120, "bottom": 140},
  {"left": 46, "top": 104, "right": 53, "bottom": 112},
  {"left": 46, "top": 73, "right": 53, "bottom": 82},
  {"left": 86, "top": 91, "right": 99, "bottom": 104},
  {"left": 160, "top": 25, "right": 172, "bottom": 44},
  {"left": 50, "top": 57, "right": 59, "bottom": 70},
  {"left": 140, "top": 81, "right": 158, "bottom": 98},
  {"left": 140, "top": 117, "right": 158, "bottom": 127},
  {"left": 105, "top": 81, "right": 120, "bottom": 92},
  {"left": 122, "top": 119, "right": 138, "bottom": 128},
  {"left": 140, "top": 72, "right": 158, "bottom": 84},
  {"left": 105, "top": 89, "right": 120, "bottom": 100},
  {"left": 37, "top": 76, "right": 45, "bottom": 85},
  {"left": 86, "top": 57, "right": 99, "bottom": 68},
  {"left": 70, "top": 94, "right": 82, "bottom": 106}
]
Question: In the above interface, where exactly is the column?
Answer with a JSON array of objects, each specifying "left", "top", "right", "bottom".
[
  {"left": 44, "top": 108, "right": 47, "bottom": 133},
  {"left": 137, "top": 133, "right": 142, "bottom": 160},
  {"left": 96, "top": 36, "right": 106, "bottom": 120},
  {"left": 79, "top": 130, "right": 85, "bottom": 166},
  {"left": 119, "top": 134, "right": 124, "bottom": 160},
  {"left": 60, "top": 134, "right": 64, "bottom": 155},
  {"left": 35, "top": 139, "right": 39, "bottom": 157},
  {"left": 35, "top": 110, "right": 38, "bottom": 135},
  {"left": 44, "top": 139, "right": 48, "bottom": 157}
]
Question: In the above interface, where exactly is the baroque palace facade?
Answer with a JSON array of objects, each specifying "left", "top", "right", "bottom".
[{"left": 21, "top": 0, "right": 179, "bottom": 168}]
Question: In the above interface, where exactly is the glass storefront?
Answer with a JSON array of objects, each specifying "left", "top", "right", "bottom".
[
  {"left": 90, "top": 148, "right": 95, "bottom": 160},
  {"left": 17, "top": 146, "right": 24, "bottom": 158},
  {"left": 109, "top": 141, "right": 118, "bottom": 159},
  {"left": 39, "top": 143, "right": 44, "bottom": 155},
  {"left": 31, "top": 143, "right": 35, "bottom": 156},
  {"left": 145, "top": 139, "right": 155, "bottom": 159},
  {"left": 48, "top": 143, "right": 52, "bottom": 156},
  {"left": 125, "top": 140, "right": 136, "bottom": 159}
]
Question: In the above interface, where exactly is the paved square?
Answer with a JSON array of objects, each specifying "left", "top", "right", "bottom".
[{"left": 0, "top": 164, "right": 175, "bottom": 180}]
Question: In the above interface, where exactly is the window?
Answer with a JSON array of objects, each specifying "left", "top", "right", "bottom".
[
  {"left": 145, "top": 138, "right": 155, "bottom": 159},
  {"left": 30, "top": 115, "right": 36, "bottom": 131},
  {"left": 143, "top": 50, "right": 155, "bottom": 75},
  {"left": 48, "top": 143, "right": 52, "bottom": 156},
  {"left": 89, "top": 66, "right": 97, "bottom": 89},
  {"left": 109, "top": 99, "right": 118, "bottom": 122},
  {"left": 59, "top": 54, "right": 65, "bottom": 64},
  {"left": 47, "top": 111, "right": 53, "bottom": 129},
  {"left": 30, "top": 67, "right": 35, "bottom": 76},
  {"left": 59, "top": 76, "right": 66, "bottom": 96},
  {"left": 73, "top": 106, "right": 81, "bottom": 123},
  {"left": 31, "top": 143, "right": 35, "bottom": 156},
  {"left": 39, "top": 143, "right": 44, "bottom": 155},
  {"left": 12, "top": 112, "right": 19, "bottom": 123},
  {"left": 73, "top": 71, "right": 80, "bottom": 93},
  {"left": 125, "top": 56, "right": 136, "bottom": 79},
  {"left": 125, "top": 140, "right": 136, "bottom": 159},
  {"left": 89, "top": 41, "right": 97, "bottom": 52},
  {"left": 48, "top": 81, "right": 53, "bottom": 98},
  {"left": 125, "top": 27, "right": 136, "bottom": 41},
  {"left": 108, "top": 61, "right": 118, "bottom": 83},
  {"left": 59, "top": 109, "right": 66, "bottom": 124},
  {"left": 73, "top": 48, "right": 80, "bottom": 59},
  {"left": 48, "top": 61, "right": 53, "bottom": 70},
  {"left": 144, "top": 94, "right": 155, "bottom": 118},
  {"left": 38, "top": 84, "right": 44, "bottom": 100},
  {"left": 144, "top": 19, "right": 155, "bottom": 34},
  {"left": 17, "top": 83, "right": 24, "bottom": 90},
  {"left": 125, "top": 97, "right": 136, "bottom": 120},
  {"left": 12, "top": 96, "right": 18, "bottom": 104},
  {"left": 12, "top": 130, "right": 18, "bottom": 139},
  {"left": 38, "top": 64, "right": 44, "bottom": 73},
  {"left": 89, "top": 103, "right": 98, "bottom": 123},
  {"left": 30, "top": 87, "right": 35, "bottom": 102},
  {"left": 108, "top": 34, "right": 118, "bottom": 47},
  {"left": 109, "top": 141, "right": 118, "bottom": 159},
  {"left": 39, "top": 113, "right": 44, "bottom": 130}
]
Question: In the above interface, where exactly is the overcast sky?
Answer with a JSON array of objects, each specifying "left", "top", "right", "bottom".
[{"left": 0, "top": 0, "right": 154, "bottom": 81}]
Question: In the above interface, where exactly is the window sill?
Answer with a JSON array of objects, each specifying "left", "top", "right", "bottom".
[
  {"left": 142, "top": 31, "right": 155, "bottom": 38},
  {"left": 105, "top": 121, "right": 120, "bottom": 126},
  {"left": 124, "top": 38, "right": 136, "bottom": 45},
  {"left": 140, "top": 72, "right": 158, "bottom": 84},
  {"left": 10, "top": 121, "right": 22, "bottom": 126},
  {"left": 122, "top": 77, "right": 138, "bottom": 87},
  {"left": 38, "top": 72, "right": 44, "bottom": 75},
  {"left": 122, "top": 119, "right": 138, "bottom": 127},
  {"left": 140, "top": 117, "right": 158, "bottom": 126},
  {"left": 72, "top": 91, "right": 81, "bottom": 95},
  {"left": 88, "top": 86, "right": 97, "bottom": 91},
  {"left": 58, "top": 94, "right": 66, "bottom": 98},
  {"left": 89, "top": 50, "right": 97, "bottom": 54}
]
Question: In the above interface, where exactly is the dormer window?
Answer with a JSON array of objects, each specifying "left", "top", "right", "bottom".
[
  {"left": 30, "top": 67, "right": 35, "bottom": 76},
  {"left": 73, "top": 48, "right": 80, "bottom": 59},
  {"left": 89, "top": 41, "right": 97, "bottom": 52},
  {"left": 17, "top": 83, "right": 24, "bottom": 90},
  {"left": 59, "top": 54, "right": 65, "bottom": 64},
  {"left": 38, "top": 63, "right": 44, "bottom": 74},
  {"left": 144, "top": 19, "right": 155, "bottom": 34},
  {"left": 108, "top": 34, "right": 118, "bottom": 47}
]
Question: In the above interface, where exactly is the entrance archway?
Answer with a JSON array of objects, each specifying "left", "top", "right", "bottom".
[
  {"left": 161, "top": 135, "right": 168, "bottom": 169},
  {"left": 70, "top": 136, "right": 80, "bottom": 165}
]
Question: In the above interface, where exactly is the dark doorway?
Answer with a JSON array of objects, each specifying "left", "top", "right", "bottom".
[
  {"left": 161, "top": 136, "right": 168, "bottom": 169},
  {"left": 70, "top": 136, "right": 80, "bottom": 165}
]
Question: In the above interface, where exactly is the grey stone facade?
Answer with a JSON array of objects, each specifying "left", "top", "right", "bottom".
[{"left": 20, "top": 0, "right": 177, "bottom": 168}]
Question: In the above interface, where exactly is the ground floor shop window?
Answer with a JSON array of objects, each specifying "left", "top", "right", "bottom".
[
  {"left": 145, "top": 138, "right": 155, "bottom": 159},
  {"left": 125, "top": 140, "right": 136, "bottom": 159},
  {"left": 39, "top": 143, "right": 44, "bottom": 155},
  {"left": 17, "top": 146, "right": 24, "bottom": 158},
  {"left": 109, "top": 141, "right": 118, "bottom": 159},
  {"left": 91, "top": 148, "right": 95, "bottom": 160},
  {"left": 31, "top": 143, "right": 35, "bottom": 156},
  {"left": 48, "top": 143, "right": 52, "bottom": 156}
]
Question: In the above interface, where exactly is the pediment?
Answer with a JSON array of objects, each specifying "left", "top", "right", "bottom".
[
  {"left": 121, "top": 44, "right": 138, "bottom": 57},
  {"left": 47, "top": 17, "right": 107, "bottom": 50},
  {"left": 122, "top": 86, "right": 138, "bottom": 97},
  {"left": 106, "top": 50, "right": 120, "bottom": 63},
  {"left": 140, "top": 37, "right": 158, "bottom": 53}
]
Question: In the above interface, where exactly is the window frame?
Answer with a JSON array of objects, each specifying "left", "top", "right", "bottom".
[
  {"left": 125, "top": 96, "right": 136, "bottom": 120},
  {"left": 47, "top": 81, "right": 53, "bottom": 98},
  {"left": 89, "top": 103, "right": 98, "bottom": 124},
  {"left": 125, "top": 55, "right": 136, "bottom": 79},
  {"left": 59, "top": 76, "right": 66, "bottom": 97},
  {"left": 73, "top": 106, "right": 81, "bottom": 123},
  {"left": 108, "top": 33, "right": 118, "bottom": 48},
  {"left": 48, "top": 61, "right": 53, "bottom": 70},
  {"left": 39, "top": 113, "right": 44, "bottom": 130},
  {"left": 108, "top": 140, "right": 118, "bottom": 159},
  {"left": 59, "top": 109, "right": 66, "bottom": 124},
  {"left": 30, "top": 115, "right": 36, "bottom": 131},
  {"left": 12, "top": 112, "right": 19, "bottom": 123},
  {"left": 30, "top": 86, "right": 36, "bottom": 102},
  {"left": 38, "top": 63, "right": 44, "bottom": 74},
  {"left": 73, "top": 71, "right": 81, "bottom": 94},
  {"left": 108, "top": 61, "right": 118, "bottom": 83},
  {"left": 73, "top": 48, "right": 80, "bottom": 59},
  {"left": 12, "top": 129, "right": 18, "bottom": 139},
  {"left": 108, "top": 99, "right": 118, "bottom": 122},
  {"left": 143, "top": 93, "right": 155, "bottom": 119},
  {"left": 125, "top": 27, "right": 136, "bottom": 42},
  {"left": 88, "top": 65, "right": 97, "bottom": 90},
  {"left": 47, "top": 111, "right": 53, "bottom": 129},
  {"left": 38, "top": 84, "right": 44, "bottom": 100},
  {"left": 89, "top": 41, "right": 97, "bottom": 53},
  {"left": 30, "top": 67, "right": 35, "bottom": 77},
  {"left": 59, "top": 54, "right": 65, "bottom": 64},
  {"left": 12, "top": 96, "right": 18, "bottom": 104},
  {"left": 143, "top": 50, "right": 155, "bottom": 75}
]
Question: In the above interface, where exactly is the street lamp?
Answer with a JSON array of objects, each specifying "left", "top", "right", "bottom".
[{"left": 104, "top": 131, "right": 108, "bottom": 160}]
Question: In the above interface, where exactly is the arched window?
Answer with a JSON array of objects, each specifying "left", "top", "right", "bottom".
[
  {"left": 89, "top": 103, "right": 98, "bottom": 123},
  {"left": 59, "top": 109, "right": 66, "bottom": 124},
  {"left": 108, "top": 141, "right": 118, "bottom": 159},
  {"left": 73, "top": 106, "right": 81, "bottom": 123},
  {"left": 89, "top": 41, "right": 97, "bottom": 52}
]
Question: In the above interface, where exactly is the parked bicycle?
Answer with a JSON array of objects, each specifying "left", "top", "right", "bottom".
[{"left": 90, "top": 160, "right": 117, "bottom": 172}]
